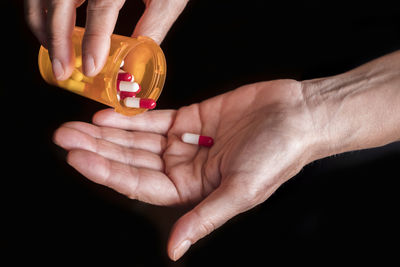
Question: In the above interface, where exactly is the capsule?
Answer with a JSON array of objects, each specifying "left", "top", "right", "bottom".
[
  {"left": 181, "top": 133, "right": 214, "bottom": 147},
  {"left": 75, "top": 56, "right": 82, "bottom": 68},
  {"left": 119, "top": 90, "right": 136, "bottom": 99},
  {"left": 71, "top": 69, "right": 84, "bottom": 81},
  {"left": 117, "top": 80, "right": 141, "bottom": 93},
  {"left": 124, "top": 97, "right": 156, "bottom": 109},
  {"left": 117, "top": 72, "right": 134, "bottom": 82},
  {"left": 62, "top": 78, "right": 85, "bottom": 93}
]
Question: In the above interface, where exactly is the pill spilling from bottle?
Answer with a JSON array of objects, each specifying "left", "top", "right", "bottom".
[
  {"left": 181, "top": 133, "right": 214, "bottom": 147},
  {"left": 117, "top": 63, "right": 156, "bottom": 109},
  {"left": 124, "top": 97, "right": 156, "bottom": 109},
  {"left": 117, "top": 80, "right": 141, "bottom": 93},
  {"left": 118, "top": 71, "right": 134, "bottom": 82},
  {"left": 55, "top": 55, "right": 157, "bottom": 110}
]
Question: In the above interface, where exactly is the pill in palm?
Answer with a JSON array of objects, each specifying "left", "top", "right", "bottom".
[
  {"left": 181, "top": 133, "right": 214, "bottom": 147},
  {"left": 124, "top": 97, "right": 156, "bottom": 109}
]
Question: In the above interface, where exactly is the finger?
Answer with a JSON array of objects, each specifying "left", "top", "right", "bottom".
[
  {"left": 82, "top": 0, "right": 125, "bottom": 76},
  {"left": 54, "top": 124, "right": 164, "bottom": 171},
  {"left": 67, "top": 149, "right": 180, "bottom": 205},
  {"left": 25, "top": 0, "right": 47, "bottom": 47},
  {"left": 60, "top": 121, "right": 167, "bottom": 154},
  {"left": 132, "top": 0, "right": 188, "bottom": 44},
  {"left": 167, "top": 180, "right": 254, "bottom": 261},
  {"left": 93, "top": 109, "right": 176, "bottom": 135},
  {"left": 46, "top": 0, "right": 77, "bottom": 80}
]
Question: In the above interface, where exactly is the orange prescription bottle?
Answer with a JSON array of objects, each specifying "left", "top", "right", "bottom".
[{"left": 38, "top": 27, "right": 166, "bottom": 116}]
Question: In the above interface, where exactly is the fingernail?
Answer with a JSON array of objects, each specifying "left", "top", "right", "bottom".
[
  {"left": 83, "top": 54, "right": 95, "bottom": 76},
  {"left": 172, "top": 240, "right": 191, "bottom": 261},
  {"left": 52, "top": 58, "right": 64, "bottom": 80}
]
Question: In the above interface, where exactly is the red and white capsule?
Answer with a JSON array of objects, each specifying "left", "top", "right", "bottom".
[
  {"left": 119, "top": 91, "right": 136, "bottom": 100},
  {"left": 181, "top": 133, "right": 214, "bottom": 147},
  {"left": 117, "top": 72, "right": 134, "bottom": 82},
  {"left": 117, "top": 80, "right": 141, "bottom": 93},
  {"left": 124, "top": 97, "right": 156, "bottom": 109}
]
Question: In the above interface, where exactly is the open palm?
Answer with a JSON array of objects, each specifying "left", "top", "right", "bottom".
[{"left": 54, "top": 79, "right": 316, "bottom": 260}]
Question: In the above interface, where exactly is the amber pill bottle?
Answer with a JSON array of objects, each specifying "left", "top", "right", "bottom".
[{"left": 38, "top": 27, "right": 166, "bottom": 116}]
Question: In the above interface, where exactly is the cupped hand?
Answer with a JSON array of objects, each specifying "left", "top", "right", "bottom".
[
  {"left": 25, "top": 0, "right": 188, "bottom": 80},
  {"left": 53, "top": 80, "right": 320, "bottom": 260}
]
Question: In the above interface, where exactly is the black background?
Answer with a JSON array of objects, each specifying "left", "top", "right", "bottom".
[{"left": 2, "top": 1, "right": 400, "bottom": 266}]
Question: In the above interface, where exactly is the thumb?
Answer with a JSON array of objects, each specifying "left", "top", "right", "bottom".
[
  {"left": 167, "top": 180, "right": 256, "bottom": 261},
  {"left": 131, "top": 0, "right": 188, "bottom": 44}
]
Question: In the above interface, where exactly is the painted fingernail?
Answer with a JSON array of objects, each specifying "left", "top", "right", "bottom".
[
  {"left": 52, "top": 58, "right": 64, "bottom": 80},
  {"left": 83, "top": 54, "right": 95, "bottom": 76},
  {"left": 172, "top": 240, "right": 191, "bottom": 261}
]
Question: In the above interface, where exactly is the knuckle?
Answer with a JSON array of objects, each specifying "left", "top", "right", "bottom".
[
  {"left": 235, "top": 181, "right": 265, "bottom": 207},
  {"left": 83, "top": 31, "right": 110, "bottom": 43},
  {"left": 46, "top": 0, "right": 66, "bottom": 10},
  {"left": 193, "top": 210, "right": 216, "bottom": 237},
  {"left": 126, "top": 167, "right": 140, "bottom": 199},
  {"left": 46, "top": 36, "right": 62, "bottom": 50},
  {"left": 24, "top": 5, "right": 37, "bottom": 23},
  {"left": 242, "top": 186, "right": 261, "bottom": 204},
  {"left": 199, "top": 219, "right": 216, "bottom": 237},
  {"left": 87, "top": 0, "right": 124, "bottom": 11},
  {"left": 46, "top": 33, "right": 67, "bottom": 50}
]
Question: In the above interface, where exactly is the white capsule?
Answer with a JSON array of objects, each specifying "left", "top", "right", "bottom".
[
  {"left": 124, "top": 97, "right": 140, "bottom": 108},
  {"left": 117, "top": 81, "right": 140, "bottom": 92},
  {"left": 181, "top": 133, "right": 200, "bottom": 145}
]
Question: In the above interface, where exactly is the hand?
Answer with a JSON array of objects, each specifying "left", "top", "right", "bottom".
[
  {"left": 25, "top": 0, "right": 188, "bottom": 80},
  {"left": 53, "top": 80, "right": 321, "bottom": 260}
]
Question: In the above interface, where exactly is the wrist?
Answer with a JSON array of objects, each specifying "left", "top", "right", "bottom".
[
  {"left": 301, "top": 51, "right": 400, "bottom": 160},
  {"left": 300, "top": 76, "right": 344, "bottom": 160}
]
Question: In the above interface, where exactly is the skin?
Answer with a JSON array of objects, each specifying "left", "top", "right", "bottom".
[
  {"left": 24, "top": 0, "right": 188, "bottom": 80},
  {"left": 25, "top": 0, "right": 400, "bottom": 262},
  {"left": 53, "top": 79, "right": 314, "bottom": 260},
  {"left": 53, "top": 51, "right": 400, "bottom": 260}
]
